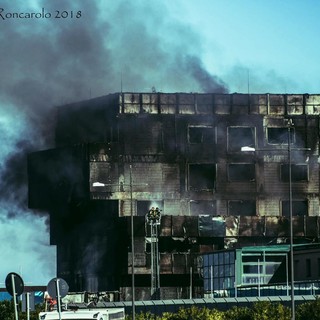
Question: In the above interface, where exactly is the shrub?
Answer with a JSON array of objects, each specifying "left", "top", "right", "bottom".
[
  {"left": 296, "top": 297, "right": 320, "bottom": 320},
  {"left": 161, "top": 306, "right": 224, "bottom": 320},
  {"left": 224, "top": 305, "right": 253, "bottom": 320},
  {"left": 251, "top": 301, "right": 290, "bottom": 320}
]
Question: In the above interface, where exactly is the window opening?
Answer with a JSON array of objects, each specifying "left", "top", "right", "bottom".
[
  {"left": 188, "top": 126, "right": 214, "bottom": 143},
  {"left": 267, "top": 127, "right": 295, "bottom": 144},
  {"left": 281, "top": 200, "right": 308, "bottom": 217},
  {"left": 280, "top": 164, "right": 308, "bottom": 182},
  {"left": 189, "top": 164, "right": 216, "bottom": 191},
  {"left": 228, "top": 127, "right": 255, "bottom": 152}
]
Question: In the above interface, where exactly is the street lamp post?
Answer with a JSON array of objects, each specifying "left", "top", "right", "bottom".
[
  {"left": 287, "top": 119, "right": 295, "bottom": 320},
  {"left": 129, "top": 164, "right": 135, "bottom": 320}
]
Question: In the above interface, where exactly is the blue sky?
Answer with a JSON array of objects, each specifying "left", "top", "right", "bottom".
[
  {"left": 0, "top": 0, "right": 319, "bottom": 287},
  {"left": 176, "top": 0, "right": 320, "bottom": 93}
]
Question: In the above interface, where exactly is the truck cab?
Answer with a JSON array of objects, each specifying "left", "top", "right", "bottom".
[{"left": 38, "top": 308, "right": 125, "bottom": 320}]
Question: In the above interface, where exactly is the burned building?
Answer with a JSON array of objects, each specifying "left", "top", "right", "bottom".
[{"left": 28, "top": 92, "right": 320, "bottom": 300}]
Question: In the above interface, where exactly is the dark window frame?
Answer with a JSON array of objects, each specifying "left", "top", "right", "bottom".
[
  {"left": 227, "top": 126, "right": 256, "bottom": 152},
  {"left": 188, "top": 163, "right": 216, "bottom": 191},
  {"left": 280, "top": 164, "right": 309, "bottom": 182},
  {"left": 188, "top": 125, "right": 214, "bottom": 144},
  {"left": 281, "top": 200, "right": 308, "bottom": 217},
  {"left": 267, "top": 127, "right": 295, "bottom": 145}
]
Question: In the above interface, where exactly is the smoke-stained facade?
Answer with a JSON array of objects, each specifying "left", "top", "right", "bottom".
[{"left": 28, "top": 92, "right": 320, "bottom": 299}]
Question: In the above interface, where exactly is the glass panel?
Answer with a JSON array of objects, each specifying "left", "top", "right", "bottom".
[
  {"left": 230, "top": 251, "right": 235, "bottom": 263},
  {"left": 214, "top": 278, "right": 219, "bottom": 290},
  {"left": 225, "top": 252, "right": 230, "bottom": 265},
  {"left": 214, "top": 254, "right": 219, "bottom": 265},
  {"left": 203, "top": 255, "right": 209, "bottom": 267},
  {"left": 219, "top": 265, "right": 224, "bottom": 277},
  {"left": 219, "top": 252, "right": 224, "bottom": 265},
  {"left": 214, "top": 266, "right": 219, "bottom": 277},
  {"left": 208, "top": 254, "right": 214, "bottom": 265},
  {"left": 225, "top": 264, "right": 231, "bottom": 276}
]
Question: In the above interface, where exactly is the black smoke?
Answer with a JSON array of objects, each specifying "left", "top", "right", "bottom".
[{"left": 0, "top": 0, "right": 228, "bottom": 284}]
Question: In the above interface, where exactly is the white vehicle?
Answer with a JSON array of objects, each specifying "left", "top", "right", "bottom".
[{"left": 38, "top": 308, "right": 125, "bottom": 320}]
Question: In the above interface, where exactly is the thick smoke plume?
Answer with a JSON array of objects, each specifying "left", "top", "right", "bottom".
[{"left": 0, "top": 0, "right": 227, "bottom": 284}]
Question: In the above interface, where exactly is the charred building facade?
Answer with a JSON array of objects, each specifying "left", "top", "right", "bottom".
[{"left": 28, "top": 92, "right": 320, "bottom": 300}]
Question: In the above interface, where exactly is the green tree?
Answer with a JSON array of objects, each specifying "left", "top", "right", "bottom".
[
  {"left": 161, "top": 306, "right": 224, "bottom": 320},
  {"left": 0, "top": 300, "right": 14, "bottom": 320},
  {"left": 0, "top": 300, "right": 45, "bottom": 320},
  {"left": 296, "top": 297, "right": 320, "bottom": 320},
  {"left": 251, "top": 301, "right": 290, "bottom": 320},
  {"left": 224, "top": 305, "right": 253, "bottom": 320}
]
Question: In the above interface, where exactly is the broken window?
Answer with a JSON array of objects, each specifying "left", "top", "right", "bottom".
[
  {"left": 190, "top": 200, "right": 217, "bottom": 215},
  {"left": 188, "top": 126, "right": 214, "bottom": 143},
  {"left": 137, "top": 200, "right": 163, "bottom": 217},
  {"left": 280, "top": 164, "right": 308, "bottom": 182},
  {"left": 188, "top": 164, "right": 216, "bottom": 191},
  {"left": 267, "top": 127, "right": 295, "bottom": 144},
  {"left": 281, "top": 200, "right": 308, "bottom": 216},
  {"left": 228, "top": 163, "right": 255, "bottom": 182},
  {"left": 228, "top": 127, "right": 255, "bottom": 152},
  {"left": 228, "top": 200, "right": 256, "bottom": 216},
  {"left": 89, "top": 143, "right": 112, "bottom": 161}
]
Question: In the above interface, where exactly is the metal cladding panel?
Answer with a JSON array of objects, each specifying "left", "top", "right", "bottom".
[
  {"left": 172, "top": 216, "right": 198, "bottom": 237},
  {"left": 306, "top": 216, "right": 318, "bottom": 237},
  {"left": 185, "top": 216, "right": 199, "bottom": 237},
  {"left": 225, "top": 216, "right": 239, "bottom": 237},
  {"left": 198, "top": 215, "right": 225, "bottom": 237},
  {"left": 287, "top": 95, "right": 304, "bottom": 115},
  {"left": 231, "top": 94, "right": 250, "bottom": 114},
  {"left": 196, "top": 94, "right": 213, "bottom": 115},
  {"left": 265, "top": 217, "right": 280, "bottom": 237},
  {"left": 160, "top": 215, "right": 172, "bottom": 236},
  {"left": 172, "top": 216, "right": 185, "bottom": 236},
  {"left": 292, "top": 216, "right": 305, "bottom": 236},
  {"left": 160, "top": 253, "right": 172, "bottom": 274},
  {"left": 172, "top": 254, "right": 187, "bottom": 274},
  {"left": 262, "top": 216, "right": 305, "bottom": 237},
  {"left": 277, "top": 217, "right": 290, "bottom": 237},
  {"left": 306, "top": 94, "right": 320, "bottom": 114},
  {"left": 268, "top": 94, "right": 285, "bottom": 115},
  {"left": 127, "top": 216, "right": 146, "bottom": 237},
  {"left": 238, "top": 216, "right": 265, "bottom": 237},
  {"left": 141, "top": 93, "right": 158, "bottom": 105}
]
